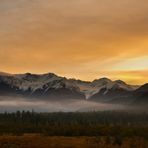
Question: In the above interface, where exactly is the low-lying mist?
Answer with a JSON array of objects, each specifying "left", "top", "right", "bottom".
[{"left": 0, "top": 96, "right": 147, "bottom": 113}]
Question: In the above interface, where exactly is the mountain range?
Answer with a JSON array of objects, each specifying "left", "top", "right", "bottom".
[{"left": 0, "top": 72, "right": 147, "bottom": 105}]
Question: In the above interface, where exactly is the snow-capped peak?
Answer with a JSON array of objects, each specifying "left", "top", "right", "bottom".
[{"left": 0, "top": 72, "right": 140, "bottom": 99}]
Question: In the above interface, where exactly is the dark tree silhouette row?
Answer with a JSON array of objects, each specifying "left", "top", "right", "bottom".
[{"left": 0, "top": 111, "right": 148, "bottom": 138}]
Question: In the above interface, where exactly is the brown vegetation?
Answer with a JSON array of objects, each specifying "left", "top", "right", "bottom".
[{"left": 0, "top": 135, "right": 147, "bottom": 148}]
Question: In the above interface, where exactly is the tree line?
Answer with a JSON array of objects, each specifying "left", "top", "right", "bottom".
[{"left": 0, "top": 111, "right": 148, "bottom": 138}]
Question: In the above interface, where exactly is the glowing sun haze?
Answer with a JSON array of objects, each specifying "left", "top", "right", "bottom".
[{"left": 0, "top": 0, "right": 148, "bottom": 84}]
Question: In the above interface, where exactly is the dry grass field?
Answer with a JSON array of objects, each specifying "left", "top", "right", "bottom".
[{"left": 0, "top": 135, "right": 147, "bottom": 148}]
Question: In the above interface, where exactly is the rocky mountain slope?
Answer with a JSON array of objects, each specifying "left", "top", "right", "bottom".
[{"left": 0, "top": 72, "right": 147, "bottom": 104}]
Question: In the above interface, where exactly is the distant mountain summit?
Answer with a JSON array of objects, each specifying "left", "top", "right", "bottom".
[
  {"left": 0, "top": 72, "right": 147, "bottom": 105},
  {"left": 132, "top": 84, "right": 148, "bottom": 104},
  {"left": 0, "top": 72, "right": 85, "bottom": 100}
]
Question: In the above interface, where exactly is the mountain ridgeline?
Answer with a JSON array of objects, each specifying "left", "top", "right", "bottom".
[{"left": 0, "top": 72, "right": 147, "bottom": 105}]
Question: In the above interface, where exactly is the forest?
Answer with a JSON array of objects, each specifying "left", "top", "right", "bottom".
[{"left": 0, "top": 111, "right": 148, "bottom": 138}]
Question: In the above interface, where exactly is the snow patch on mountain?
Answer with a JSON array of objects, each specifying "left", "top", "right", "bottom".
[{"left": 0, "top": 72, "right": 140, "bottom": 99}]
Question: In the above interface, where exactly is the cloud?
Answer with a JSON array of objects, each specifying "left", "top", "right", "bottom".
[{"left": 0, "top": 0, "right": 148, "bottom": 84}]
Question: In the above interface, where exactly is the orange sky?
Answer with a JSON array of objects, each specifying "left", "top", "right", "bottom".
[{"left": 0, "top": 0, "right": 148, "bottom": 84}]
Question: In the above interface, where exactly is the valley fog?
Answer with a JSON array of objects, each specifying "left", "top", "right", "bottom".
[
  {"left": 0, "top": 96, "right": 145, "bottom": 113},
  {"left": 0, "top": 96, "right": 126, "bottom": 112}
]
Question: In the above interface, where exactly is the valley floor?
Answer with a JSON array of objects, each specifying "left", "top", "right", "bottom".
[{"left": 0, "top": 135, "right": 147, "bottom": 148}]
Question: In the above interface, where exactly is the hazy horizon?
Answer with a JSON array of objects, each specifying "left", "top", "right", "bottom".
[{"left": 0, "top": 71, "right": 147, "bottom": 86}]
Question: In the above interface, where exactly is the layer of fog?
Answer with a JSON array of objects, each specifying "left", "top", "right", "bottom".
[{"left": 0, "top": 96, "right": 146, "bottom": 113}]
